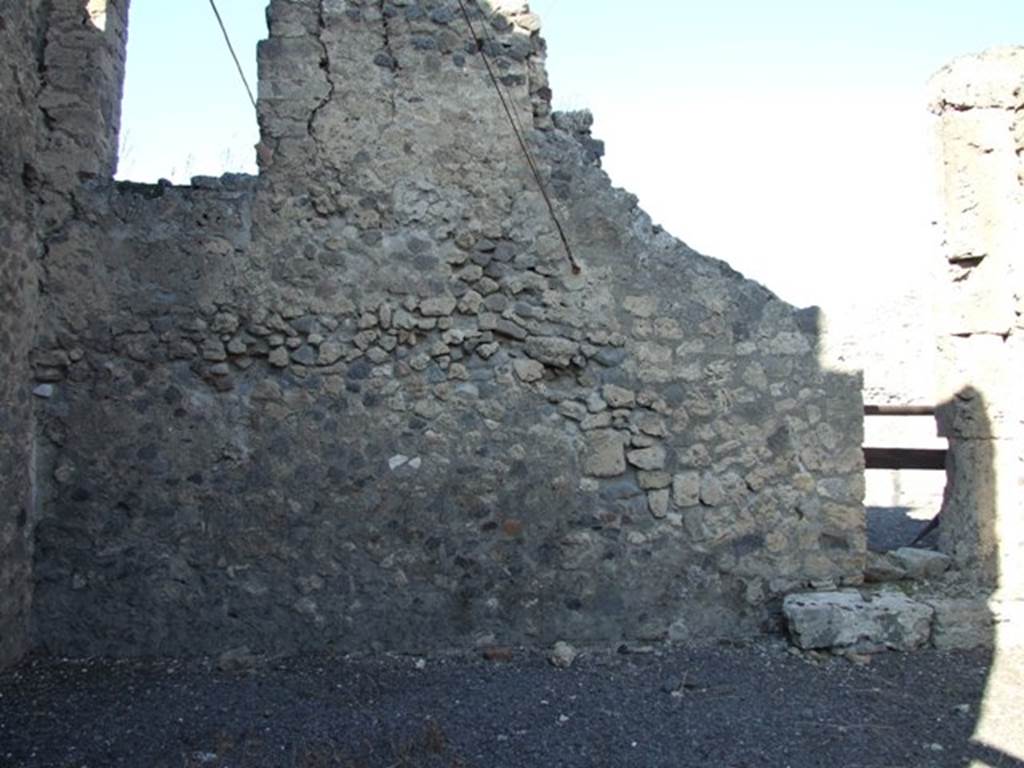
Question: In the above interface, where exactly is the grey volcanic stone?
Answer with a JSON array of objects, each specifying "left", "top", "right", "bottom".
[
  {"left": 891, "top": 547, "right": 953, "bottom": 580},
  {"left": 672, "top": 472, "right": 701, "bottom": 507},
  {"left": 626, "top": 446, "right": 666, "bottom": 471},
  {"left": 419, "top": 296, "right": 456, "bottom": 317},
  {"left": 584, "top": 431, "right": 627, "bottom": 478},
  {"left": 524, "top": 336, "right": 578, "bottom": 367},
  {"left": 864, "top": 552, "right": 907, "bottom": 583},
  {"left": 549, "top": 641, "right": 578, "bottom": 668},
  {"left": 290, "top": 345, "right": 317, "bottom": 366},
  {"left": 602, "top": 384, "right": 635, "bottom": 407},
  {"left": 648, "top": 489, "right": 670, "bottom": 519},
  {"left": 512, "top": 358, "right": 544, "bottom": 383}
]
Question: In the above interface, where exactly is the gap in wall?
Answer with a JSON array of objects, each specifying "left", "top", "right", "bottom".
[
  {"left": 116, "top": 0, "right": 268, "bottom": 184},
  {"left": 864, "top": 413, "right": 948, "bottom": 553}
]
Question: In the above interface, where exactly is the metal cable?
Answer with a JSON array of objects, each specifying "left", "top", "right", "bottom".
[
  {"left": 455, "top": 0, "right": 581, "bottom": 274},
  {"left": 208, "top": 0, "right": 258, "bottom": 111}
]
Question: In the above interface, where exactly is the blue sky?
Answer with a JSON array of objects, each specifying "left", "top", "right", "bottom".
[{"left": 118, "top": 0, "right": 1024, "bottom": 307}]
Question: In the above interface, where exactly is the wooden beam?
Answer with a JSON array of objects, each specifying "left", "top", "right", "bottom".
[{"left": 863, "top": 447, "right": 947, "bottom": 470}]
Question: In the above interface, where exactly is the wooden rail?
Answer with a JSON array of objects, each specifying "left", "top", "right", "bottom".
[
  {"left": 863, "top": 404, "right": 936, "bottom": 417},
  {"left": 863, "top": 404, "right": 946, "bottom": 471}
]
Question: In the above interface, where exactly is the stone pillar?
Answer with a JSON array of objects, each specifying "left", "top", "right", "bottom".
[{"left": 930, "top": 47, "right": 1024, "bottom": 604}]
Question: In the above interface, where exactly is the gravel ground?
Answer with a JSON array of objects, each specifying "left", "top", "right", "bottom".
[{"left": 1, "top": 642, "right": 1021, "bottom": 768}]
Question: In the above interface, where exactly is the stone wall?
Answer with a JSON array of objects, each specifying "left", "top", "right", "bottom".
[
  {"left": 0, "top": 0, "right": 46, "bottom": 668},
  {"left": 25, "top": 0, "right": 864, "bottom": 658},
  {"left": 930, "top": 48, "right": 1024, "bottom": 600}
]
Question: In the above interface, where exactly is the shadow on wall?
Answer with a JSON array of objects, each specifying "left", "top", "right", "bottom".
[
  {"left": 939, "top": 387, "right": 1000, "bottom": 584},
  {"left": 936, "top": 387, "right": 1023, "bottom": 764}
]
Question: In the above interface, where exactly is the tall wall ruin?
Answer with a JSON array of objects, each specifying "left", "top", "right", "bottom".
[
  {"left": 0, "top": 0, "right": 131, "bottom": 666},
  {"left": 5, "top": 0, "right": 871, "bottom": 662},
  {"left": 0, "top": 0, "right": 46, "bottom": 667},
  {"left": 930, "top": 48, "right": 1024, "bottom": 606}
]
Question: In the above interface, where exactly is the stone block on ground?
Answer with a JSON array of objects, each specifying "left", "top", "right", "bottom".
[{"left": 783, "top": 590, "right": 934, "bottom": 652}]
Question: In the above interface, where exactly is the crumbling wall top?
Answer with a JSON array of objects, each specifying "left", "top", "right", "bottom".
[{"left": 929, "top": 46, "right": 1024, "bottom": 111}]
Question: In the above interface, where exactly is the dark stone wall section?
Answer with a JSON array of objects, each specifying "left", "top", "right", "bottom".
[{"left": 0, "top": 0, "right": 45, "bottom": 668}]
